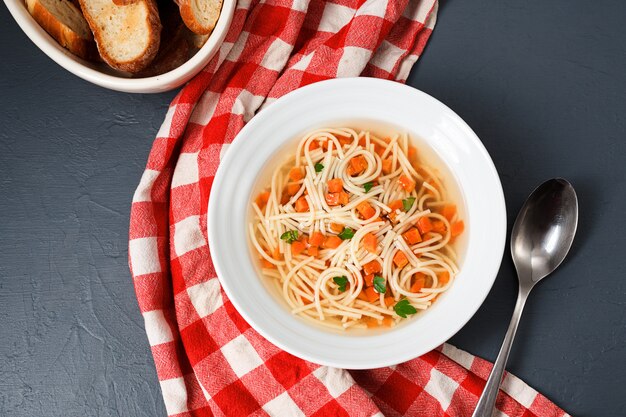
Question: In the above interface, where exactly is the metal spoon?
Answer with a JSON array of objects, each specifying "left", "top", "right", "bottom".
[{"left": 472, "top": 178, "right": 578, "bottom": 417}]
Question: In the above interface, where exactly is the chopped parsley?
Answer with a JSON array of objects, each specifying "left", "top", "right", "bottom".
[
  {"left": 338, "top": 227, "right": 355, "bottom": 240},
  {"left": 394, "top": 299, "right": 418, "bottom": 318},
  {"left": 315, "top": 163, "right": 324, "bottom": 173},
  {"left": 333, "top": 276, "right": 348, "bottom": 292},
  {"left": 373, "top": 276, "right": 386, "bottom": 294},
  {"left": 402, "top": 197, "right": 416, "bottom": 212},
  {"left": 363, "top": 182, "right": 374, "bottom": 193},
  {"left": 280, "top": 230, "right": 299, "bottom": 244}
]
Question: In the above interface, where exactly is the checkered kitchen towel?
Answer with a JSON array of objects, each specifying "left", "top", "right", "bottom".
[{"left": 128, "top": 0, "right": 570, "bottom": 415}]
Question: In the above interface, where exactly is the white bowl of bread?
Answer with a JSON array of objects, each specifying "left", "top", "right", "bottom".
[{"left": 4, "top": 0, "right": 236, "bottom": 93}]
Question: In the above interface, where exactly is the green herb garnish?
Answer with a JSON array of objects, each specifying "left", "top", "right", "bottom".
[
  {"left": 373, "top": 275, "right": 386, "bottom": 294},
  {"left": 394, "top": 299, "right": 418, "bottom": 318},
  {"left": 315, "top": 163, "right": 324, "bottom": 173},
  {"left": 402, "top": 197, "right": 416, "bottom": 212},
  {"left": 333, "top": 276, "right": 348, "bottom": 292},
  {"left": 363, "top": 182, "right": 374, "bottom": 193},
  {"left": 280, "top": 230, "right": 299, "bottom": 244},
  {"left": 338, "top": 227, "right": 355, "bottom": 240}
]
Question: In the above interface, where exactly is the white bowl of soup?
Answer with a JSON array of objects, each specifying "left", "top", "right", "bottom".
[{"left": 208, "top": 78, "right": 506, "bottom": 369}]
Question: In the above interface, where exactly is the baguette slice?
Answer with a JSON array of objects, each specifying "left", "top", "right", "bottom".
[
  {"left": 177, "top": 0, "right": 222, "bottom": 35},
  {"left": 136, "top": 28, "right": 189, "bottom": 77},
  {"left": 78, "top": 0, "right": 161, "bottom": 73},
  {"left": 26, "top": 0, "right": 96, "bottom": 60}
]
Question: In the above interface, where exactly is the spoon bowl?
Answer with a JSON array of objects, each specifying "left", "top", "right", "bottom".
[{"left": 511, "top": 178, "right": 579, "bottom": 286}]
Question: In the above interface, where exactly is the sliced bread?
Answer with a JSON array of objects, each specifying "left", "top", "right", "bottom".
[
  {"left": 78, "top": 0, "right": 161, "bottom": 72},
  {"left": 26, "top": 0, "right": 96, "bottom": 60},
  {"left": 135, "top": 27, "right": 189, "bottom": 77},
  {"left": 177, "top": 0, "right": 222, "bottom": 35}
]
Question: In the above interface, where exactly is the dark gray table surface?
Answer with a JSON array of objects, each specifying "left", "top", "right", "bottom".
[{"left": 2, "top": 1, "right": 625, "bottom": 416}]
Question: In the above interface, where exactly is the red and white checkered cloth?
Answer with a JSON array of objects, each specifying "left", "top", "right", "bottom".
[{"left": 128, "top": 0, "right": 570, "bottom": 416}]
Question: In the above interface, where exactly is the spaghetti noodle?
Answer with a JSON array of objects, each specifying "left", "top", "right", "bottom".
[{"left": 250, "top": 127, "right": 465, "bottom": 330}]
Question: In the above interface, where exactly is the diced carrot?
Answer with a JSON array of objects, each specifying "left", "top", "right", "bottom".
[
  {"left": 432, "top": 220, "right": 447, "bottom": 234},
  {"left": 364, "top": 317, "right": 379, "bottom": 328},
  {"left": 309, "top": 232, "right": 324, "bottom": 247},
  {"left": 307, "top": 246, "right": 319, "bottom": 257},
  {"left": 299, "top": 234, "right": 309, "bottom": 246},
  {"left": 286, "top": 183, "right": 300, "bottom": 196},
  {"left": 439, "top": 271, "right": 450, "bottom": 285},
  {"left": 348, "top": 155, "right": 367, "bottom": 176},
  {"left": 441, "top": 204, "right": 457, "bottom": 221},
  {"left": 364, "top": 273, "right": 375, "bottom": 287},
  {"left": 374, "top": 144, "right": 386, "bottom": 157},
  {"left": 382, "top": 316, "right": 394, "bottom": 327},
  {"left": 272, "top": 247, "right": 281, "bottom": 260},
  {"left": 337, "top": 134, "right": 352, "bottom": 146},
  {"left": 416, "top": 217, "right": 434, "bottom": 234},
  {"left": 356, "top": 201, "right": 376, "bottom": 220},
  {"left": 280, "top": 192, "right": 290, "bottom": 205},
  {"left": 325, "top": 192, "right": 348, "bottom": 206},
  {"left": 363, "top": 233, "right": 377, "bottom": 253},
  {"left": 388, "top": 200, "right": 403, "bottom": 211},
  {"left": 398, "top": 175, "right": 415, "bottom": 192},
  {"left": 410, "top": 273, "right": 426, "bottom": 292},
  {"left": 402, "top": 227, "right": 423, "bottom": 245},
  {"left": 358, "top": 137, "right": 367, "bottom": 147},
  {"left": 289, "top": 167, "right": 304, "bottom": 181},
  {"left": 382, "top": 158, "right": 393, "bottom": 174},
  {"left": 255, "top": 191, "right": 270, "bottom": 210},
  {"left": 327, "top": 178, "right": 343, "bottom": 193},
  {"left": 300, "top": 295, "right": 313, "bottom": 305},
  {"left": 393, "top": 251, "right": 409, "bottom": 268},
  {"left": 330, "top": 222, "right": 344, "bottom": 233},
  {"left": 363, "top": 286, "right": 379, "bottom": 303},
  {"left": 408, "top": 146, "right": 418, "bottom": 162},
  {"left": 291, "top": 241, "right": 306, "bottom": 256},
  {"left": 261, "top": 258, "right": 275, "bottom": 269},
  {"left": 450, "top": 220, "right": 465, "bottom": 237},
  {"left": 295, "top": 196, "right": 309, "bottom": 212},
  {"left": 357, "top": 291, "right": 370, "bottom": 302},
  {"left": 308, "top": 140, "right": 320, "bottom": 151},
  {"left": 363, "top": 260, "right": 382, "bottom": 275},
  {"left": 384, "top": 297, "right": 395, "bottom": 307},
  {"left": 323, "top": 236, "right": 342, "bottom": 249}
]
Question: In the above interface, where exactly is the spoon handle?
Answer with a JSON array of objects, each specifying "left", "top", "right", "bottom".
[{"left": 471, "top": 287, "right": 530, "bottom": 417}]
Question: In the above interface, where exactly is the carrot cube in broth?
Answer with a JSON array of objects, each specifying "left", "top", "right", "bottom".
[
  {"left": 327, "top": 178, "right": 343, "bottom": 193},
  {"left": 402, "top": 227, "right": 422, "bottom": 245},
  {"left": 255, "top": 191, "right": 270, "bottom": 210},
  {"left": 408, "top": 146, "right": 418, "bottom": 162},
  {"left": 398, "top": 175, "right": 415, "bottom": 192},
  {"left": 291, "top": 241, "right": 306, "bottom": 256},
  {"left": 441, "top": 204, "right": 457, "bottom": 221},
  {"left": 382, "top": 158, "right": 393, "bottom": 174},
  {"left": 330, "top": 222, "right": 344, "bottom": 233},
  {"left": 261, "top": 258, "right": 275, "bottom": 269},
  {"left": 356, "top": 201, "right": 376, "bottom": 220},
  {"left": 382, "top": 316, "right": 394, "bottom": 327},
  {"left": 416, "top": 216, "right": 434, "bottom": 234},
  {"left": 323, "top": 235, "right": 342, "bottom": 249},
  {"left": 364, "top": 273, "right": 375, "bottom": 287},
  {"left": 348, "top": 155, "right": 367, "bottom": 175},
  {"left": 363, "top": 260, "right": 382, "bottom": 275},
  {"left": 308, "top": 140, "right": 320, "bottom": 151},
  {"left": 363, "top": 286, "right": 379, "bottom": 303},
  {"left": 439, "top": 271, "right": 450, "bottom": 285},
  {"left": 289, "top": 167, "right": 304, "bottom": 181},
  {"left": 295, "top": 196, "right": 309, "bottom": 212},
  {"left": 393, "top": 251, "right": 409, "bottom": 268},
  {"left": 384, "top": 297, "right": 395, "bottom": 307},
  {"left": 410, "top": 273, "right": 426, "bottom": 292},
  {"left": 450, "top": 220, "right": 465, "bottom": 237},
  {"left": 286, "top": 183, "right": 300, "bottom": 196},
  {"left": 363, "top": 233, "right": 377, "bottom": 254},
  {"left": 325, "top": 191, "right": 349, "bottom": 206},
  {"left": 388, "top": 200, "right": 403, "bottom": 211},
  {"left": 309, "top": 231, "right": 325, "bottom": 247},
  {"left": 432, "top": 220, "right": 447, "bottom": 234},
  {"left": 307, "top": 246, "right": 319, "bottom": 257}
]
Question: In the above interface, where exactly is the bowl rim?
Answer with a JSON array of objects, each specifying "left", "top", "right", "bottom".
[
  {"left": 208, "top": 77, "right": 507, "bottom": 369},
  {"left": 3, "top": 0, "right": 236, "bottom": 93}
]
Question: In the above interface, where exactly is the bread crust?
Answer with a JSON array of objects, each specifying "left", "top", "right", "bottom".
[
  {"left": 178, "top": 0, "right": 222, "bottom": 35},
  {"left": 26, "top": 0, "right": 96, "bottom": 60},
  {"left": 78, "top": 0, "right": 162, "bottom": 73},
  {"left": 135, "top": 26, "right": 189, "bottom": 77}
]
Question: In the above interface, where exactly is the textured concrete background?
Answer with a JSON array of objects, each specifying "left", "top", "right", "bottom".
[{"left": 1, "top": 0, "right": 625, "bottom": 416}]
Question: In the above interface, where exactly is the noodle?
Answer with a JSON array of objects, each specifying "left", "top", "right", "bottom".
[{"left": 250, "top": 127, "right": 465, "bottom": 330}]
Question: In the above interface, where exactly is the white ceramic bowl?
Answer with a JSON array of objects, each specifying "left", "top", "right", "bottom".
[
  {"left": 208, "top": 78, "right": 506, "bottom": 369},
  {"left": 4, "top": 0, "right": 236, "bottom": 93}
]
